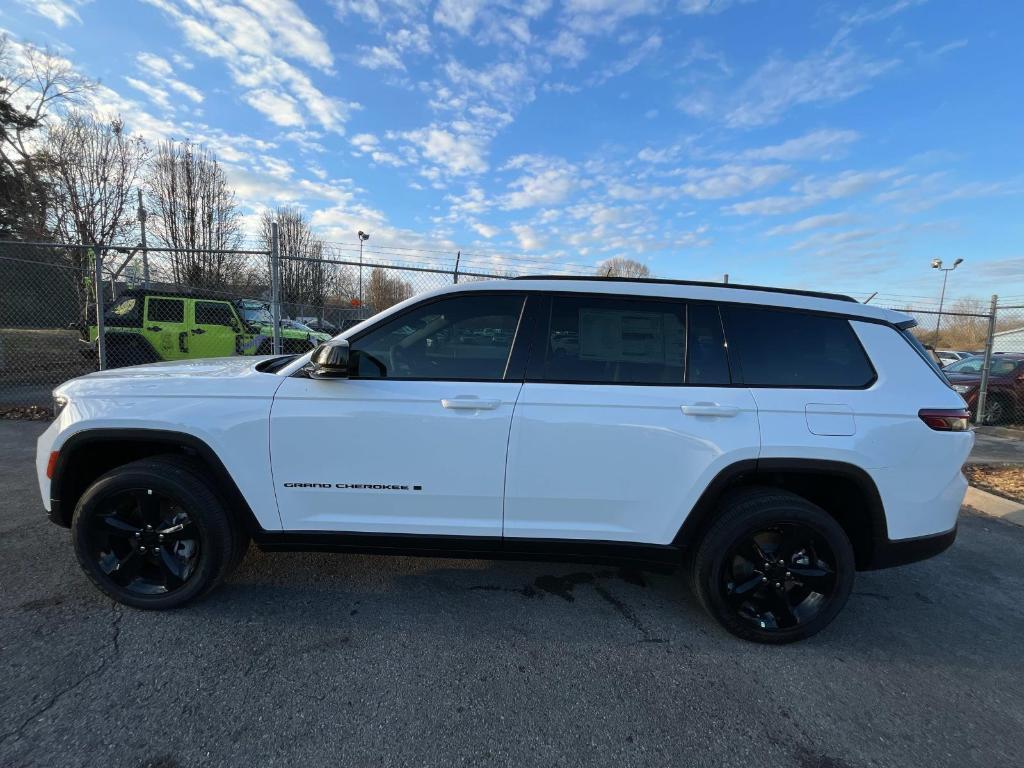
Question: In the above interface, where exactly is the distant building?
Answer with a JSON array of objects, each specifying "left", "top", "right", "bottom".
[{"left": 992, "top": 327, "right": 1024, "bottom": 354}]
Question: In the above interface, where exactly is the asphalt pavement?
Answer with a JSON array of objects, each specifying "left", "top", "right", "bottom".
[{"left": 2, "top": 419, "right": 1023, "bottom": 768}]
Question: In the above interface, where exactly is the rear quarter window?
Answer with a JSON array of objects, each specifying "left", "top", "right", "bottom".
[{"left": 721, "top": 305, "right": 875, "bottom": 388}]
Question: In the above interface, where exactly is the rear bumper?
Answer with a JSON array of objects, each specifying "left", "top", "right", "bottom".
[{"left": 861, "top": 525, "right": 957, "bottom": 570}]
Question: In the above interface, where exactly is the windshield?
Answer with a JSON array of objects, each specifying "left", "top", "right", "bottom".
[{"left": 238, "top": 303, "right": 273, "bottom": 324}]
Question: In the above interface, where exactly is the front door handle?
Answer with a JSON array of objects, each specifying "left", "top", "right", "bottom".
[
  {"left": 441, "top": 397, "right": 501, "bottom": 410},
  {"left": 191, "top": 328, "right": 206, "bottom": 335},
  {"left": 681, "top": 403, "right": 739, "bottom": 417}
]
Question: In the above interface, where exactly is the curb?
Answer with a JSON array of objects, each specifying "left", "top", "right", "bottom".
[{"left": 964, "top": 486, "right": 1024, "bottom": 527}]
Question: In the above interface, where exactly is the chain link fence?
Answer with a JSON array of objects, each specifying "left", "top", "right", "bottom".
[
  {"left": 0, "top": 237, "right": 504, "bottom": 412},
  {"left": 3, "top": 237, "right": 1024, "bottom": 428}
]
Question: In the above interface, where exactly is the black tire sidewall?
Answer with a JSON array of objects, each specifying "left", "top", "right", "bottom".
[
  {"left": 694, "top": 497, "right": 856, "bottom": 644},
  {"left": 71, "top": 461, "right": 234, "bottom": 609}
]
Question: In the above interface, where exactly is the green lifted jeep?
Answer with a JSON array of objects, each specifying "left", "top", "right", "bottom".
[{"left": 82, "top": 289, "right": 331, "bottom": 368}]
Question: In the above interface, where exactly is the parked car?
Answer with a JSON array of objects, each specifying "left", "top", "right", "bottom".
[
  {"left": 39, "top": 276, "right": 972, "bottom": 644},
  {"left": 937, "top": 349, "right": 972, "bottom": 367},
  {"left": 233, "top": 300, "right": 330, "bottom": 349},
  {"left": 295, "top": 316, "right": 339, "bottom": 335},
  {"left": 945, "top": 353, "right": 1024, "bottom": 424}
]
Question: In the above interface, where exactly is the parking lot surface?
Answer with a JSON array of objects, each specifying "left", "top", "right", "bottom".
[{"left": 2, "top": 419, "right": 1023, "bottom": 768}]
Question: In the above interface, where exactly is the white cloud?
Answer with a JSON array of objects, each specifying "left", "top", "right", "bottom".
[
  {"left": 561, "top": 0, "right": 659, "bottom": 35},
  {"left": 679, "top": 0, "right": 754, "bottom": 14},
  {"left": 550, "top": 30, "right": 587, "bottom": 65},
  {"left": 511, "top": 223, "right": 544, "bottom": 250},
  {"left": 677, "top": 164, "right": 791, "bottom": 199},
  {"left": 350, "top": 132, "right": 406, "bottom": 166},
  {"left": 243, "top": 89, "right": 305, "bottom": 127},
  {"left": 136, "top": 53, "right": 204, "bottom": 104},
  {"left": 501, "top": 156, "right": 577, "bottom": 209},
  {"left": 588, "top": 33, "right": 661, "bottom": 85},
  {"left": 143, "top": 0, "right": 356, "bottom": 132},
  {"left": 402, "top": 126, "right": 489, "bottom": 175},
  {"left": 725, "top": 168, "right": 899, "bottom": 215},
  {"left": 17, "top": 0, "right": 88, "bottom": 27},
  {"left": 724, "top": 48, "right": 898, "bottom": 127},
  {"left": 434, "top": 0, "right": 485, "bottom": 35},
  {"left": 740, "top": 129, "right": 860, "bottom": 161},
  {"left": 766, "top": 213, "right": 858, "bottom": 236},
  {"left": 124, "top": 76, "right": 173, "bottom": 111},
  {"left": 357, "top": 46, "right": 405, "bottom": 70},
  {"left": 471, "top": 221, "right": 499, "bottom": 238}
]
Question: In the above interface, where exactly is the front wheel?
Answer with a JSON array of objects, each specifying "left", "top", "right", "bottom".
[
  {"left": 71, "top": 457, "right": 240, "bottom": 609},
  {"left": 691, "top": 487, "right": 855, "bottom": 644}
]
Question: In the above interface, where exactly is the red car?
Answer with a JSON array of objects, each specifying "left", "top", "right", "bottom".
[{"left": 944, "top": 354, "right": 1024, "bottom": 424}]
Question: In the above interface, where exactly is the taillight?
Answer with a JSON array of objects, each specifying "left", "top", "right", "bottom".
[
  {"left": 46, "top": 451, "right": 60, "bottom": 479},
  {"left": 918, "top": 408, "right": 971, "bottom": 431}
]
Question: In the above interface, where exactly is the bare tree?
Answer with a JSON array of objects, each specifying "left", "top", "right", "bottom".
[
  {"left": 146, "top": 139, "right": 244, "bottom": 288},
  {"left": 258, "top": 206, "right": 335, "bottom": 316},
  {"left": 596, "top": 257, "right": 652, "bottom": 278},
  {"left": 366, "top": 266, "right": 412, "bottom": 311},
  {"left": 0, "top": 35, "right": 94, "bottom": 237},
  {"left": 44, "top": 112, "right": 147, "bottom": 247}
]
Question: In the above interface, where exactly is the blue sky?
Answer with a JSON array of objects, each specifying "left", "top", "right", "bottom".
[{"left": 3, "top": 0, "right": 1022, "bottom": 304}]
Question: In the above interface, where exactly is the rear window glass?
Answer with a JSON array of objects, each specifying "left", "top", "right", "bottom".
[
  {"left": 722, "top": 306, "right": 874, "bottom": 388},
  {"left": 534, "top": 296, "right": 685, "bottom": 384},
  {"left": 687, "top": 304, "right": 731, "bottom": 385}
]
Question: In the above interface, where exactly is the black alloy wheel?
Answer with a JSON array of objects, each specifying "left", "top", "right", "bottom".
[
  {"left": 721, "top": 523, "right": 838, "bottom": 632},
  {"left": 87, "top": 488, "right": 200, "bottom": 596},
  {"left": 691, "top": 487, "right": 855, "bottom": 643},
  {"left": 72, "top": 457, "right": 241, "bottom": 609}
]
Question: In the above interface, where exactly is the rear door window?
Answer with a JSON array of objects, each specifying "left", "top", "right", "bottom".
[
  {"left": 531, "top": 295, "right": 686, "bottom": 384},
  {"left": 721, "top": 305, "right": 875, "bottom": 388}
]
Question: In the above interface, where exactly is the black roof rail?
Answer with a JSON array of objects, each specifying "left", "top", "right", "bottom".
[{"left": 510, "top": 275, "right": 857, "bottom": 303}]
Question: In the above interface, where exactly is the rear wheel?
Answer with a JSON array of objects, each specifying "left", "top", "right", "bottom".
[
  {"left": 691, "top": 487, "right": 855, "bottom": 644},
  {"left": 71, "top": 457, "right": 240, "bottom": 609}
]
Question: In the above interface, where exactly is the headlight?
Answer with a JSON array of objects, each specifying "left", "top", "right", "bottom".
[
  {"left": 951, "top": 384, "right": 972, "bottom": 394},
  {"left": 52, "top": 393, "right": 68, "bottom": 417}
]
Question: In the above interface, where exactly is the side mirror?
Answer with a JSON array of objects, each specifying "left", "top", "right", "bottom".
[{"left": 309, "top": 339, "right": 350, "bottom": 379}]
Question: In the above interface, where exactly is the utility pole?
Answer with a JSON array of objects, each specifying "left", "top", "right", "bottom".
[
  {"left": 932, "top": 257, "right": 964, "bottom": 344},
  {"left": 453, "top": 250, "right": 461, "bottom": 284},
  {"left": 270, "top": 221, "right": 282, "bottom": 355},
  {"left": 137, "top": 188, "right": 150, "bottom": 288}
]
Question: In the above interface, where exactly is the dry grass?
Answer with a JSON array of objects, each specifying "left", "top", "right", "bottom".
[{"left": 964, "top": 464, "right": 1024, "bottom": 503}]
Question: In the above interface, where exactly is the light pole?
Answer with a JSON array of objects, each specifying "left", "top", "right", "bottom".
[
  {"left": 932, "top": 257, "right": 964, "bottom": 343},
  {"left": 357, "top": 230, "right": 369, "bottom": 309}
]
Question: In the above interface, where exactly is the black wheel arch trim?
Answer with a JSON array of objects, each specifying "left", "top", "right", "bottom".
[
  {"left": 670, "top": 457, "right": 940, "bottom": 571},
  {"left": 48, "top": 428, "right": 263, "bottom": 535}
]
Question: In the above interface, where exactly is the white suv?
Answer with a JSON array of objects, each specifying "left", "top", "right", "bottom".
[{"left": 36, "top": 277, "right": 973, "bottom": 643}]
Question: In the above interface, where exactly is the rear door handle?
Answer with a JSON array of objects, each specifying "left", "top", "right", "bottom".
[
  {"left": 681, "top": 403, "right": 739, "bottom": 417},
  {"left": 441, "top": 398, "right": 501, "bottom": 410},
  {"left": 147, "top": 326, "right": 162, "bottom": 332}
]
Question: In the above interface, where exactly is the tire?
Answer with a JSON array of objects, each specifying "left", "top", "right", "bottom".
[
  {"left": 690, "top": 486, "right": 855, "bottom": 644},
  {"left": 983, "top": 397, "right": 1009, "bottom": 426},
  {"left": 71, "top": 457, "right": 241, "bottom": 609}
]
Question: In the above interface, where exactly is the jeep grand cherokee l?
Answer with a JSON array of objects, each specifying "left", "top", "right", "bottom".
[{"left": 37, "top": 277, "right": 973, "bottom": 643}]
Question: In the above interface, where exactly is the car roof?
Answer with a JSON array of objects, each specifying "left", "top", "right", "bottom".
[{"left": 435, "top": 276, "right": 914, "bottom": 326}]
